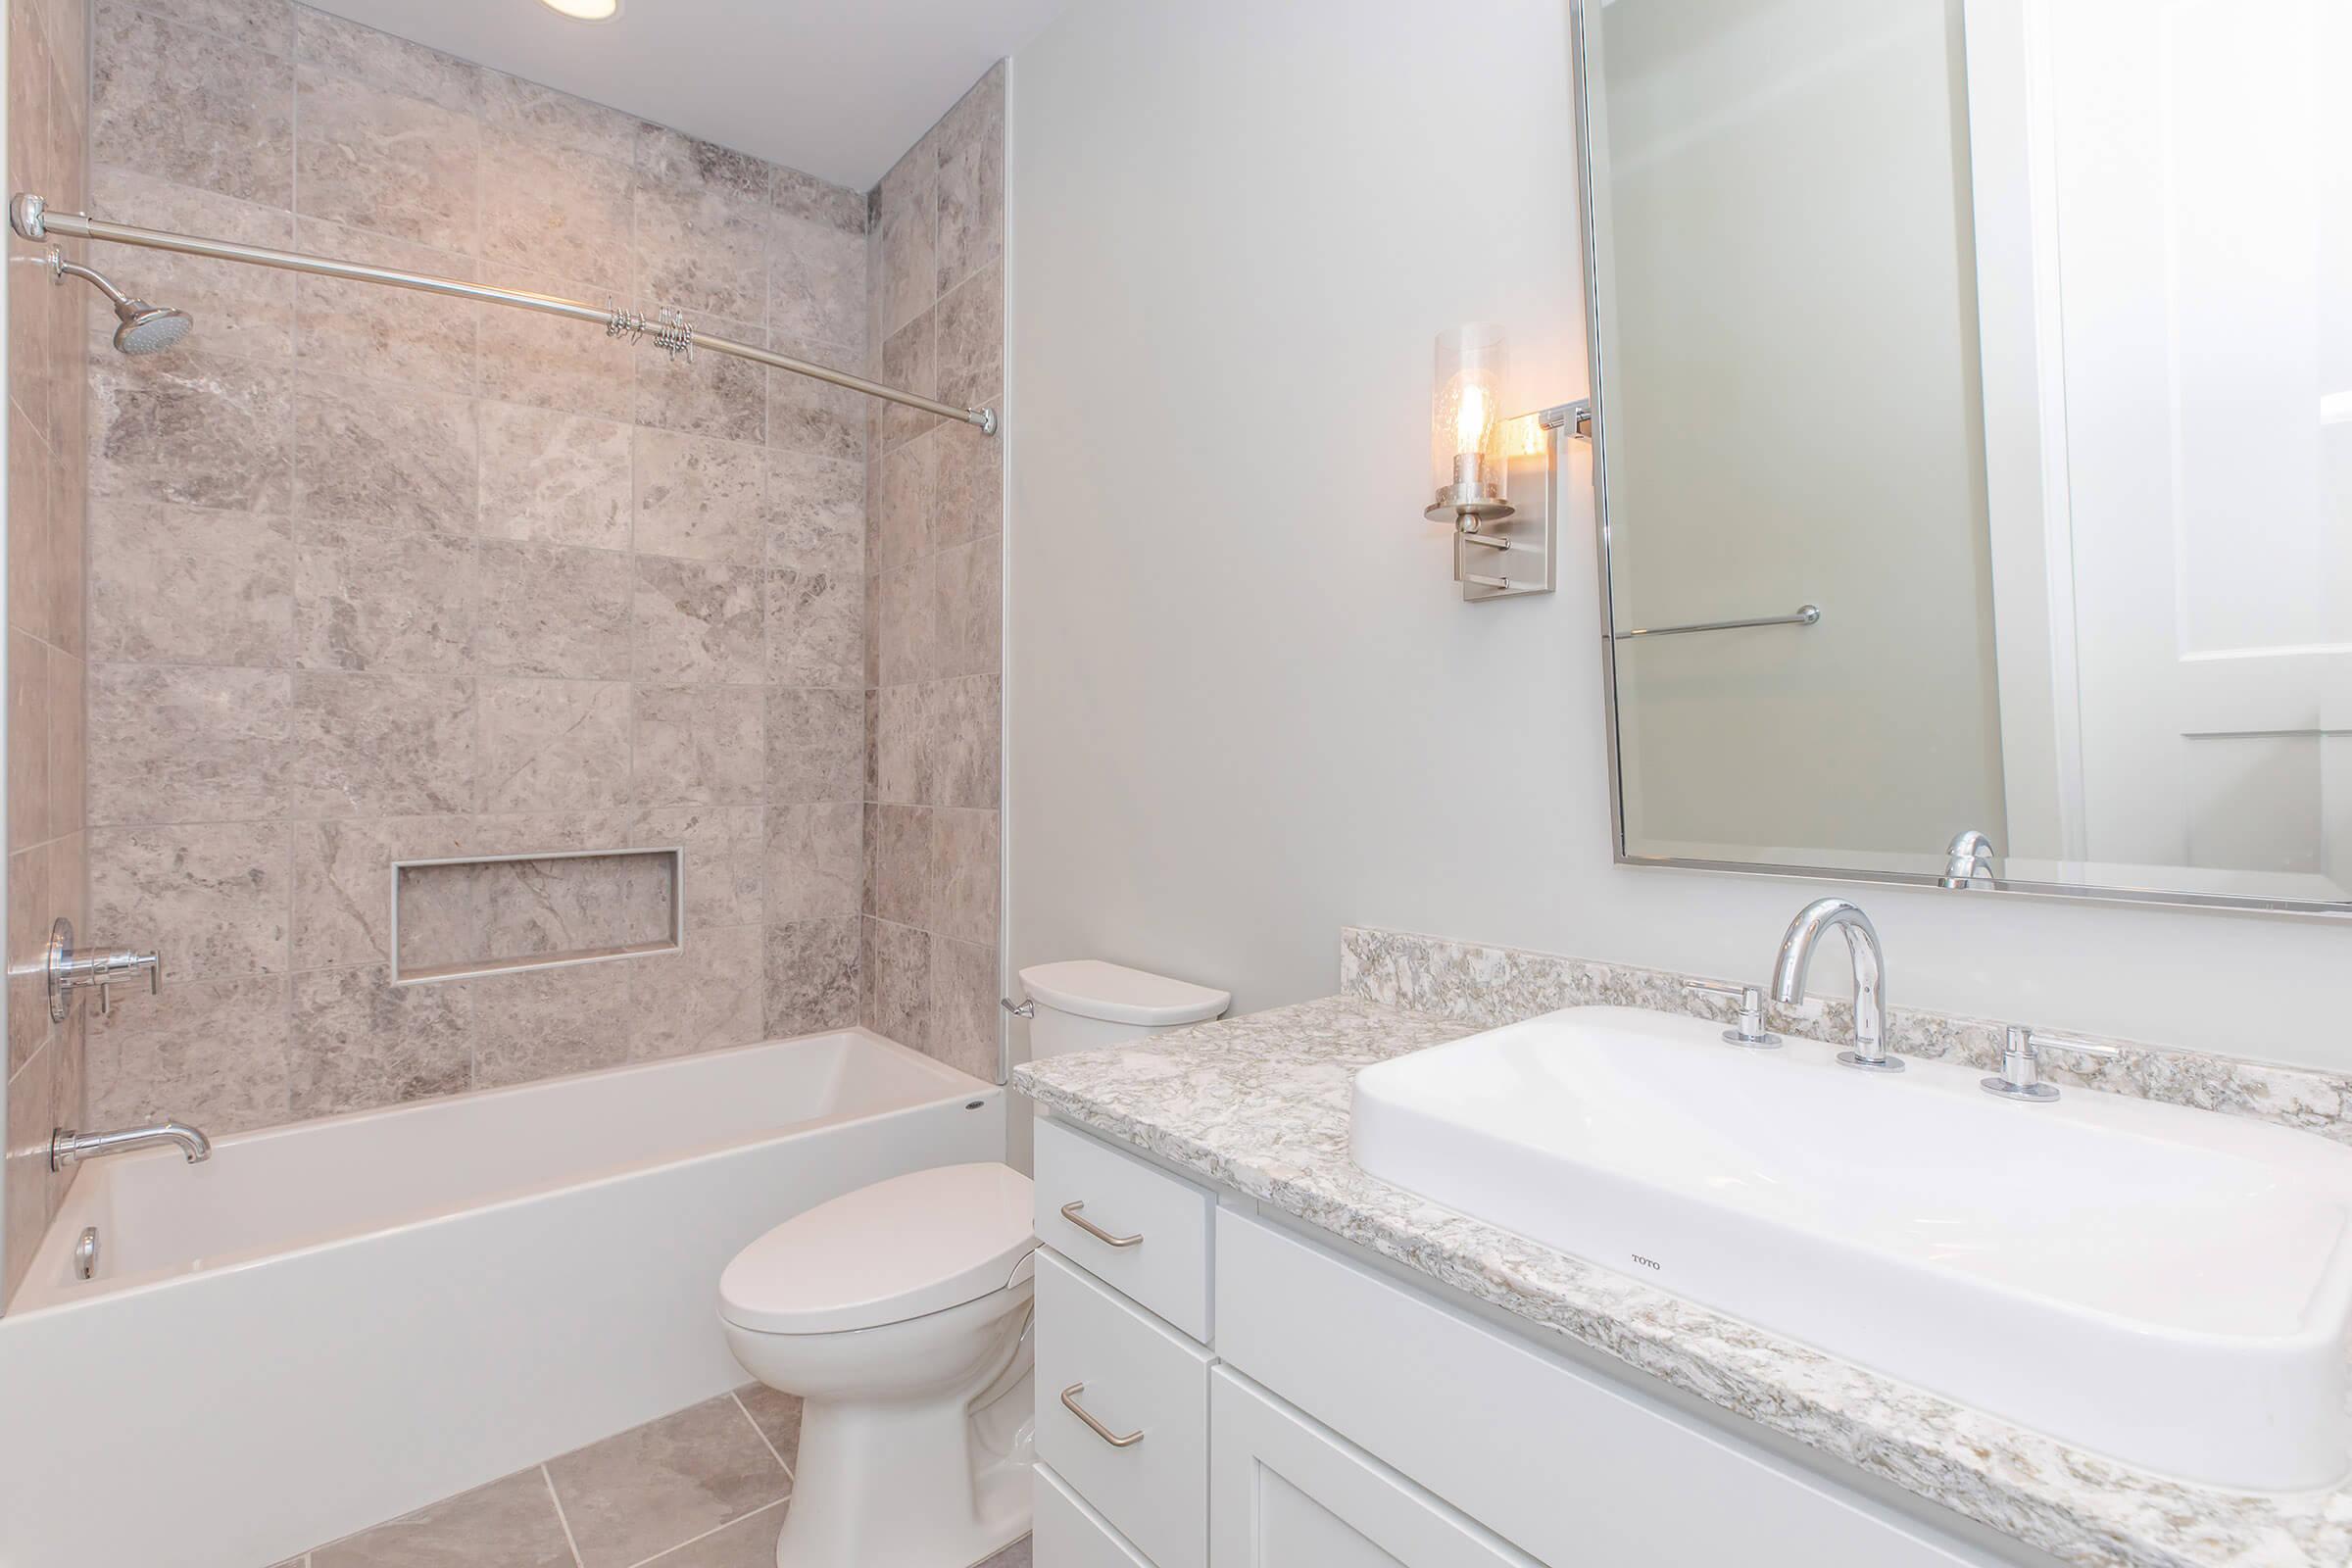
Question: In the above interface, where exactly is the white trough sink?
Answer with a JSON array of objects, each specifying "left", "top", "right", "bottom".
[{"left": 1348, "top": 1005, "right": 2352, "bottom": 1492}]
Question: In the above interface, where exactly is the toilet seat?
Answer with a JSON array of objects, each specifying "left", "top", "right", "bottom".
[{"left": 720, "top": 1162, "right": 1035, "bottom": 1335}]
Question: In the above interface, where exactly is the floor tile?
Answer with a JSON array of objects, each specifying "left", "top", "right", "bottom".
[
  {"left": 733, "top": 1384, "right": 804, "bottom": 1471},
  {"left": 310, "top": 1468, "right": 572, "bottom": 1568},
  {"left": 977, "top": 1536, "right": 1034, "bottom": 1568},
  {"left": 634, "top": 1501, "right": 786, "bottom": 1567},
  {"left": 545, "top": 1394, "right": 789, "bottom": 1568},
  {"left": 636, "top": 1504, "right": 1023, "bottom": 1568}
]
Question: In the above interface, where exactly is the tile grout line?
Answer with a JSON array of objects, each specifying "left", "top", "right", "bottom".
[
  {"left": 464, "top": 368, "right": 488, "bottom": 1112},
  {"left": 282, "top": 26, "right": 306, "bottom": 1079},
  {"left": 540, "top": 1463, "right": 586, "bottom": 1568},
  {"left": 731, "top": 1388, "right": 795, "bottom": 1480},
  {"left": 624, "top": 1494, "right": 790, "bottom": 1568}
]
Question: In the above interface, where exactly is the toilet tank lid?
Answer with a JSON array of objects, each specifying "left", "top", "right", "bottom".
[{"left": 1018, "top": 959, "right": 1231, "bottom": 1026}]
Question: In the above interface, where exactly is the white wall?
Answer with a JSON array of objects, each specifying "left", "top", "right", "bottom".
[{"left": 1004, "top": 0, "right": 2352, "bottom": 1077}]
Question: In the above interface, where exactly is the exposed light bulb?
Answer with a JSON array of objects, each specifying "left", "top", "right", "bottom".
[
  {"left": 539, "top": 0, "right": 620, "bottom": 20},
  {"left": 1454, "top": 381, "right": 1490, "bottom": 454}
]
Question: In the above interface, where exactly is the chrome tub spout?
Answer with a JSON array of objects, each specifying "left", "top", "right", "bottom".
[{"left": 50, "top": 1120, "right": 212, "bottom": 1169}]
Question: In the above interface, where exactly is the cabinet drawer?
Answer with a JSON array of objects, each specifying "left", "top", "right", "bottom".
[
  {"left": 1034, "top": 1115, "right": 1215, "bottom": 1340},
  {"left": 1216, "top": 1210, "right": 2013, "bottom": 1568},
  {"left": 1035, "top": 1461, "right": 1155, "bottom": 1568},
  {"left": 1036, "top": 1250, "right": 1211, "bottom": 1568}
]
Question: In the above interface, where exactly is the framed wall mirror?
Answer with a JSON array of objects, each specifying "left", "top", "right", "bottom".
[{"left": 1574, "top": 0, "right": 2352, "bottom": 914}]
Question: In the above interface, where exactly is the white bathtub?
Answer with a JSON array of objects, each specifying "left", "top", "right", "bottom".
[{"left": 0, "top": 1028, "right": 1004, "bottom": 1568}]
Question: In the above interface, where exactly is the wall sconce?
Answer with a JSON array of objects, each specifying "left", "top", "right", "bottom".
[
  {"left": 1423, "top": 324, "right": 1587, "bottom": 603},
  {"left": 1425, "top": 323, "right": 1515, "bottom": 533}
]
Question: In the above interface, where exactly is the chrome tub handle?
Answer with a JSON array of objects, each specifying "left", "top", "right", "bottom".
[
  {"left": 1059, "top": 1200, "right": 1143, "bottom": 1249},
  {"left": 1059, "top": 1382, "right": 1144, "bottom": 1448}
]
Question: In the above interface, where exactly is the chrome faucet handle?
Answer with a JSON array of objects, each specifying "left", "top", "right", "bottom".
[
  {"left": 1984, "top": 1026, "right": 2120, "bottom": 1102},
  {"left": 1683, "top": 980, "right": 1780, "bottom": 1048},
  {"left": 44, "top": 918, "right": 163, "bottom": 1019},
  {"left": 92, "top": 951, "right": 162, "bottom": 1015}
]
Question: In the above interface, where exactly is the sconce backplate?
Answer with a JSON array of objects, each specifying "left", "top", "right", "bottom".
[{"left": 1455, "top": 399, "right": 1585, "bottom": 603}]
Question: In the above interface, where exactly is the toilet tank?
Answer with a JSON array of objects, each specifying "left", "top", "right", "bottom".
[{"left": 1018, "top": 960, "right": 1231, "bottom": 1058}]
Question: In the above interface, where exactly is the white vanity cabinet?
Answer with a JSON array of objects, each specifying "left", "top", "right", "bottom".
[{"left": 1031, "top": 1115, "right": 2045, "bottom": 1568}]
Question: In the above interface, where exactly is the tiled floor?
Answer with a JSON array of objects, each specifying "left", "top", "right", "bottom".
[{"left": 272, "top": 1385, "right": 1033, "bottom": 1568}]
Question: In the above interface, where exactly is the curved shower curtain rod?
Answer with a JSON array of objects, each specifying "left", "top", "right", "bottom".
[{"left": 9, "top": 192, "right": 999, "bottom": 437}]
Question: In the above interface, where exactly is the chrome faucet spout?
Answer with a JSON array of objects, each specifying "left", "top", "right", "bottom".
[
  {"left": 1938, "top": 829, "right": 1997, "bottom": 890},
  {"left": 50, "top": 1120, "right": 212, "bottom": 1169},
  {"left": 1770, "top": 898, "right": 1900, "bottom": 1073}
]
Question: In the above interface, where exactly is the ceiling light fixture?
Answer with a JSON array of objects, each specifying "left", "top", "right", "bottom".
[{"left": 538, "top": 0, "right": 620, "bottom": 20}]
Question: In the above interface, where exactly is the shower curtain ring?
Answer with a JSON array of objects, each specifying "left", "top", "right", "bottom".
[{"left": 652, "top": 306, "right": 695, "bottom": 362}]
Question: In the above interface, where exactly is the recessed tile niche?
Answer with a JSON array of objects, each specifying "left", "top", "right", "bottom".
[{"left": 392, "top": 848, "right": 684, "bottom": 983}]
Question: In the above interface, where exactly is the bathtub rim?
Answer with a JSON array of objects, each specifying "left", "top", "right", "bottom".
[{"left": 10, "top": 1026, "right": 1000, "bottom": 1316}]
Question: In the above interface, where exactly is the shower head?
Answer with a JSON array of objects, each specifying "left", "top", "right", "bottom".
[
  {"left": 109, "top": 300, "right": 192, "bottom": 356},
  {"left": 42, "top": 248, "right": 191, "bottom": 356}
]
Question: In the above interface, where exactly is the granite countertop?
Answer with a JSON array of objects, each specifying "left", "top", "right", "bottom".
[{"left": 1013, "top": 996, "right": 2352, "bottom": 1568}]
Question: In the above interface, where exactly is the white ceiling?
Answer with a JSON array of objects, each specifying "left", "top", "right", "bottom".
[{"left": 305, "top": 0, "right": 1067, "bottom": 189}]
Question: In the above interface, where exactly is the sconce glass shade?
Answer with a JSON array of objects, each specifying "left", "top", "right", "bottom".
[
  {"left": 1428, "top": 324, "right": 1515, "bottom": 526},
  {"left": 1496, "top": 411, "right": 1548, "bottom": 459}
]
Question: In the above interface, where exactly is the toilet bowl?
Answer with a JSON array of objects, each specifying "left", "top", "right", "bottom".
[
  {"left": 722, "top": 960, "right": 1230, "bottom": 1568},
  {"left": 721, "top": 1162, "right": 1038, "bottom": 1568}
]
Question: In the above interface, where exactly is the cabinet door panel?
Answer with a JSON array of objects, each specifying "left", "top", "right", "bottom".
[
  {"left": 1216, "top": 1210, "right": 2019, "bottom": 1568},
  {"left": 1255, "top": 1471, "right": 1406, "bottom": 1568},
  {"left": 1210, "top": 1368, "right": 1541, "bottom": 1568}
]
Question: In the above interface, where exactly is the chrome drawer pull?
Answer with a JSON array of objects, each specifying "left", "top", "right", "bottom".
[
  {"left": 1059, "top": 1200, "right": 1143, "bottom": 1249},
  {"left": 1059, "top": 1382, "right": 1145, "bottom": 1448}
]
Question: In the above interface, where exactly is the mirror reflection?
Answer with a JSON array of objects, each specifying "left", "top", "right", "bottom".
[{"left": 1583, "top": 0, "right": 2352, "bottom": 908}]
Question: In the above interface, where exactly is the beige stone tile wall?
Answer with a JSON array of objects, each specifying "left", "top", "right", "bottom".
[
  {"left": 860, "top": 67, "right": 1005, "bottom": 1083},
  {"left": 6, "top": 0, "right": 93, "bottom": 1303},
  {"left": 391, "top": 851, "right": 677, "bottom": 975},
  {"left": 73, "top": 0, "right": 888, "bottom": 1147}
]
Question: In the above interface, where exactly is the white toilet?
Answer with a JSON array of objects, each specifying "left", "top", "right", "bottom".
[{"left": 720, "top": 959, "right": 1231, "bottom": 1568}]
